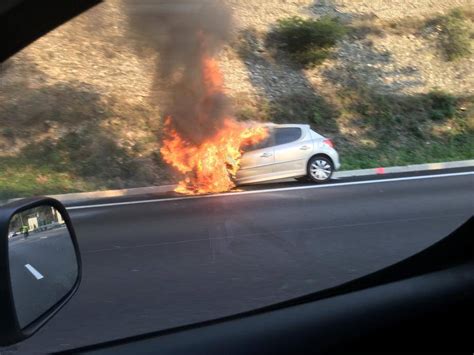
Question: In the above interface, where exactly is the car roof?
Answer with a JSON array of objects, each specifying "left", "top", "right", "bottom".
[{"left": 263, "top": 123, "right": 324, "bottom": 135}]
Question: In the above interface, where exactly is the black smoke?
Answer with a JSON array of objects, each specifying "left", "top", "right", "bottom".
[{"left": 125, "top": 0, "right": 234, "bottom": 144}]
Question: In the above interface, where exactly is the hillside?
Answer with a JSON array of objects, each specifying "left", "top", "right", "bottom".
[{"left": 1, "top": 0, "right": 473, "bottom": 199}]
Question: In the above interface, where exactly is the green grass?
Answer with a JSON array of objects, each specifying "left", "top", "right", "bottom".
[
  {"left": 427, "top": 89, "right": 457, "bottom": 120},
  {"left": 0, "top": 80, "right": 170, "bottom": 200},
  {"left": 334, "top": 88, "right": 474, "bottom": 169},
  {"left": 0, "top": 133, "right": 165, "bottom": 200},
  {"left": 0, "top": 157, "right": 97, "bottom": 200},
  {"left": 339, "top": 132, "right": 474, "bottom": 170}
]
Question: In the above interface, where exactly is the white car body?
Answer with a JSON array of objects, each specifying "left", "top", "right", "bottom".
[{"left": 236, "top": 124, "right": 340, "bottom": 185}]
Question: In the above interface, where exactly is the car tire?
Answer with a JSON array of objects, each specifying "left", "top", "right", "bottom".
[{"left": 307, "top": 156, "right": 333, "bottom": 183}]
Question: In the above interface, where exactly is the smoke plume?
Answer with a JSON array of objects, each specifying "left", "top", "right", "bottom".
[{"left": 126, "top": 0, "right": 234, "bottom": 144}]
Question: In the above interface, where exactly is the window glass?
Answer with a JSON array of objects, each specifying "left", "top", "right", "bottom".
[
  {"left": 242, "top": 130, "right": 275, "bottom": 152},
  {"left": 274, "top": 127, "right": 302, "bottom": 145}
]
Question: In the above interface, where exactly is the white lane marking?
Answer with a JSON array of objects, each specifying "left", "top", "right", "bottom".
[
  {"left": 25, "top": 264, "right": 44, "bottom": 280},
  {"left": 67, "top": 171, "right": 474, "bottom": 210}
]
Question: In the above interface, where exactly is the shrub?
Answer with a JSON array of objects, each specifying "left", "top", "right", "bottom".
[
  {"left": 272, "top": 16, "right": 347, "bottom": 67},
  {"left": 437, "top": 9, "right": 472, "bottom": 61},
  {"left": 427, "top": 89, "right": 457, "bottom": 120},
  {"left": 311, "top": 111, "right": 324, "bottom": 125}
]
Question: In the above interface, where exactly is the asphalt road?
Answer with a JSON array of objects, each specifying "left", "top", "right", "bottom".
[{"left": 4, "top": 172, "right": 473, "bottom": 354}]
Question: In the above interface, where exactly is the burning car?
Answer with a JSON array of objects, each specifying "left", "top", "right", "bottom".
[
  {"left": 237, "top": 124, "right": 340, "bottom": 185},
  {"left": 153, "top": 3, "right": 339, "bottom": 194}
]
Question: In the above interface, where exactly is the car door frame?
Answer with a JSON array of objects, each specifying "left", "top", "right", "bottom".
[
  {"left": 272, "top": 126, "right": 313, "bottom": 179},
  {"left": 236, "top": 135, "right": 276, "bottom": 184}
]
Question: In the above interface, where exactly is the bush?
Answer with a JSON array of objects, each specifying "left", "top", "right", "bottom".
[
  {"left": 427, "top": 89, "right": 457, "bottom": 120},
  {"left": 437, "top": 9, "right": 472, "bottom": 61},
  {"left": 272, "top": 16, "right": 347, "bottom": 67},
  {"left": 291, "top": 48, "right": 331, "bottom": 66}
]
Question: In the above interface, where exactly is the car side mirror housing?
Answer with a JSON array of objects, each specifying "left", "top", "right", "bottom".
[{"left": 0, "top": 197, "right": 81, "bottom": 346}]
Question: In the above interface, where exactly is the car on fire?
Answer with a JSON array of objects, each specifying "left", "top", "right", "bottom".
[{"left": 236, "top": 124, "right": 340, "bottom": 185}]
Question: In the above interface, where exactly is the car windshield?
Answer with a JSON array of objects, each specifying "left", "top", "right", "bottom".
[{"left": 1, "top": 0, "right": 473, "bottom": 352}]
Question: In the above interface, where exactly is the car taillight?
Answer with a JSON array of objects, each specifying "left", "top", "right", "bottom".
[{"left": 323, "top": 138, "right": 334, "bottom": 148}]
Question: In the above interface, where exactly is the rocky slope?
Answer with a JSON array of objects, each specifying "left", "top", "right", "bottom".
[{"left": 0, "top": 0, "right": 473, "bottom": 197}]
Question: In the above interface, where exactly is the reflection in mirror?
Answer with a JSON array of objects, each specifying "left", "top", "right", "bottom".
[{"left": 8, "top": 205, "right": 78, "bottom": 329}]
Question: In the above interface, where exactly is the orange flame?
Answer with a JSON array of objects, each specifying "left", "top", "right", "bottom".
[{"left": 160, "top": 56, "right": 267, "bottom": 195}]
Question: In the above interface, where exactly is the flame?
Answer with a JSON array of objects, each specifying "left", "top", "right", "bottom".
[
  {"left": 161, "top": 117, "right": 268, "bottom": 195},
  {"left": 160, "top": 55, "right": 267, "bottom": 195}
]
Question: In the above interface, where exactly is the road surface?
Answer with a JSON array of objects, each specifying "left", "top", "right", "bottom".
[{"left": 4, "top": 172, "right": 473, "bottom": 353}]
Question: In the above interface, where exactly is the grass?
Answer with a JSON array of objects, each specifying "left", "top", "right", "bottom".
[
  {"left": 0, "top": 80, "right": 169, "bottom": 201},
  {"left": 0, "top": 131, "right": 162, "bottom": 200},
  {"left": 269, "top": 16, "right": 348, "bottom": 67},
  {"left": 334, "top": 87, "right": 474, "bottom": 169},
  {"left": 339, "top": 131, "right": 474, "bottom": 170},
  {"left": 0, "top": 157, "right": 97, "bottom": 200},
  {"left": 427, "top": 89, "right": 457, "bottom": 120},
  {"left": 0, "top": 133, "right": 168, "bottom": 201}
]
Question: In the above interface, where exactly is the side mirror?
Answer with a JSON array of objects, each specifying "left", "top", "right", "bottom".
[{"left": 0, "top": 197, "right": 81, "bottom": 346}]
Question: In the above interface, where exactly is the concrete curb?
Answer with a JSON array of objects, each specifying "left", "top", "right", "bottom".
[
  {"left": 3, "top": 159, "right": 474, "bottom": 205},
  {"left": 333, "top": 159, "right": 474, "bottom": 178},
  {"left": 45, "top": 184, "right": 177, "bottom": 204},
  {"left": 3, "top": 184, "right": 177, "bottom": 205}
]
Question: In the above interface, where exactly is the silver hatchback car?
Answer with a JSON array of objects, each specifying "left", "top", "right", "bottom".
[{"left": 236, "top": 124, "right": 341, "bottom": 185}]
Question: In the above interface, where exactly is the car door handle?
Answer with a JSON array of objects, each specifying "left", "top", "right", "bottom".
[
  {"left": 299, "top": 145, "right": 311, "bottom": 150},
  {"left": 260, "top": 152, "right": 273, "bottom": 158}
]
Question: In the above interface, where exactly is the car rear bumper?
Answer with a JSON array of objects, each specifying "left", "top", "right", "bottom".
[
  {"left": 325, "top": 148, "right": 341, "bottom": 170},
  {"left": 333, "top": 154, "right": 341, "bottom": 170}
]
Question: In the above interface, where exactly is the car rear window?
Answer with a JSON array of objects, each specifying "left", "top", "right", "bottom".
[{"left": 274, "top": 127, "right": 302, "bottom": 145}]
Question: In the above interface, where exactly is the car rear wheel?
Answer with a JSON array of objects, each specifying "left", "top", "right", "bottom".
[{"left": 308, "top": 156, "right": 333, "bottom": 183}]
